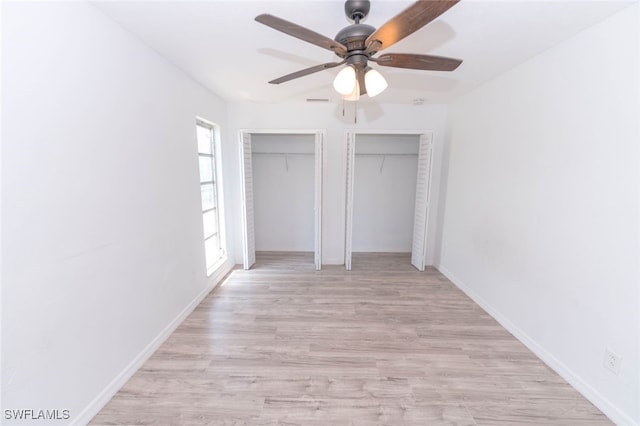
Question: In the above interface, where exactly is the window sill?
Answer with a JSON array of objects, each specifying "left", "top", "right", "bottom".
[{"left": 206, "top": 256, "right": 228, "bottom": 277}]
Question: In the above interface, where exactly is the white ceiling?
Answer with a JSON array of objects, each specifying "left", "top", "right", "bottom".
[{"left": 94, "top": 0, "right": 633, "bottom": 105}]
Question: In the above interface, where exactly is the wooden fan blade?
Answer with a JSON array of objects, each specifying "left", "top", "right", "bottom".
[
  {"left": 376, "top": 53, "right": 462, "bottom": 71},
  {"left": 256, "top": 14, "right": 347, "bottom": 57},
  {"left": 268, "top": 61, "right": 345, "bottom": 84},
  {"left": 365, "top": 1, "right": 459, "bottom": 54},
  {"left": 357, "top": 68, "right": 367, "bottom": 96}
]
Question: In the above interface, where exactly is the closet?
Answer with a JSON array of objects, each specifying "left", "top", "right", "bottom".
[
  {"left": 239, "top": 130, "right": 323, "bottom": 270},
  {"left": 345, "top": 131, "right": 434, "bottom": 271}
]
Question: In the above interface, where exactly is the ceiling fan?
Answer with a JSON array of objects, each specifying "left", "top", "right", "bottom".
[{"left": 255, "top": 0, "right": 462, "bottom": 100}]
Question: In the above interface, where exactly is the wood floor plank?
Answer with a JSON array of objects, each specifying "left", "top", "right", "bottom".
[{"left": 90, "top": 252, "right": 610, "bottom": 425}]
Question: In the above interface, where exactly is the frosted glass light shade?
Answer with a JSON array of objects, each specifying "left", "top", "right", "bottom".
[
  {"left": 343, "top": 80, "right": 360, "bottom": 101},
  {"left": 364, "top": 68, "right": 388, "bottom": 97},
  {"left": 333, "top": 66, "right": 357, "bottom": 95}
]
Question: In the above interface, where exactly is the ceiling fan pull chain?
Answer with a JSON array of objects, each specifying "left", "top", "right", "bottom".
[
  {"left": 354, "top": 100, "right": 357, "bottom": 124},
  {"left": 380, "top": 155, "right": 386, "bottom": 174}
]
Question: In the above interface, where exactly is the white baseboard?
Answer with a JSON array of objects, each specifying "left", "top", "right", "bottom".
[
  {"left": 72, "top": 259, "right": 235, "bottom": 426},
  {"left": 436, "top": 264, "right": 637, "bottom": 426}
]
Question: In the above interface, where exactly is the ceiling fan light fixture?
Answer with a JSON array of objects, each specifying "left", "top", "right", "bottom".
[
  {"left": 364, "top": 68, "right": 387, "bottom": 97},
  {"left": 333, "top": 66, "right": 357, "bottom": 95}
]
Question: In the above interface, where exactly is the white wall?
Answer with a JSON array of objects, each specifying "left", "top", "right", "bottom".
[
  {"left": 352, "top": 134, "right": 419, "bottom": 252},
  {"left": 227, "top": 102, "right": 449, "bottom": 265},
  {"left": 1, "top": 2, "right": 231, "bottom": 424},
  {"left": 439, "top": 5, "right": 639, "bottom": 425},
  {"left": 252, "top": 134, "right": 315, "bottom": 251}
]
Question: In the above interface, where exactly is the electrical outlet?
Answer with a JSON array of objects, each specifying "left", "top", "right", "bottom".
[{"left": 603, "top": 348, "right": 622, "bottom": 375}]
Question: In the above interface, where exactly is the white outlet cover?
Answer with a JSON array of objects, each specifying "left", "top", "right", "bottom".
[{"left": 603, "top": 348, "right": 622, "bottom": 375}]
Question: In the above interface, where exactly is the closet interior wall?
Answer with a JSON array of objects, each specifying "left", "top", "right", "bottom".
[
  {"left": 251, "top": 133, "right": 315, "bottom": 252},
  {"left": 352, "top": 134, "right": 420, "bottom": 254}
]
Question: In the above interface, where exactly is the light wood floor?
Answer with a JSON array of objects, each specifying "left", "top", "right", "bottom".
[{"left": 91, "top": 252, "right": 610, "bottom": 425}]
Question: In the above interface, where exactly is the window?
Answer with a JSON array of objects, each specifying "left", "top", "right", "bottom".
[{"left": 196, "top": 120, "right": 225, "bottom": 274}]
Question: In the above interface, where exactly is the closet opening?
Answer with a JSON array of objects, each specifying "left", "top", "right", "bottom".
[
  {"left": 240, "top": 130, "right": 324, "bottom": 270},
  {"left": 345, "top": 131, "right": 434, "bottom": 271}
]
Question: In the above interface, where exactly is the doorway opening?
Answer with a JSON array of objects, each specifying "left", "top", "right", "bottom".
[
  {"left": 345, "top": 131, "right": 434, "bottom": 271},
  {"left": 240, "top": 130, "right": 324, "bottom": 270}
]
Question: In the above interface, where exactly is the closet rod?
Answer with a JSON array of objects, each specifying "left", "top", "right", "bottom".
[
  {"left": 355, "top": 153, "right": 418, "bottom": 156},
  {"left": 251, "top": 152, "right": 314, "bottom": 156}
]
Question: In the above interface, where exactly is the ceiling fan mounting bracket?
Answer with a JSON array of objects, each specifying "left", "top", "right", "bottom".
[{"left": 344, "top": 0, "right": 370, "bottom": 23}]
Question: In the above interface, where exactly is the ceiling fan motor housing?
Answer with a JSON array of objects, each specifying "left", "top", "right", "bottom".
[{"left": 334, "top": 24, "right": 375, "bottom": 53}]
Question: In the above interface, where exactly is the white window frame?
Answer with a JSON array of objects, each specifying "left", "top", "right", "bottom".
[{"left": 196, "top": 118, "right": 227, "bottom": 275}]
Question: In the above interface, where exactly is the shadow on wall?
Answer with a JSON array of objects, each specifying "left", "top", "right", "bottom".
[
  {"left": 333, "top": 101, "right": 385, "bottom": 123},
  {"left": 433, "top": 115, "right": 453, "bottom": 267}
]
